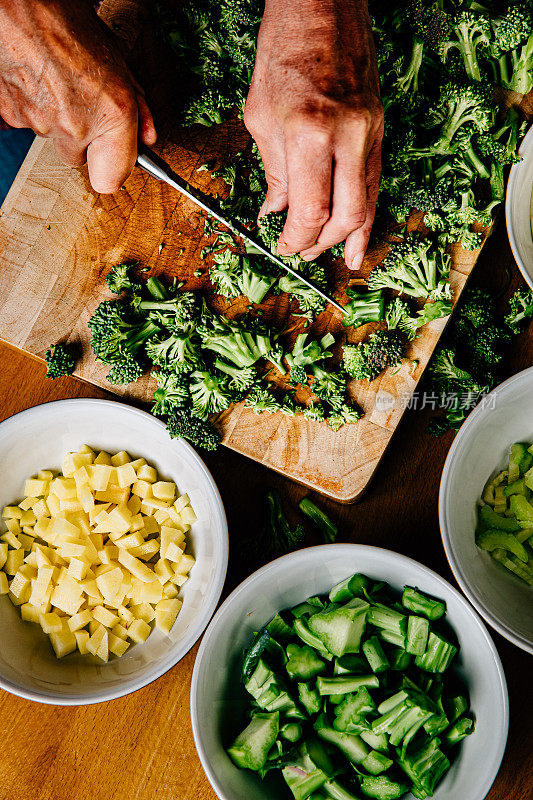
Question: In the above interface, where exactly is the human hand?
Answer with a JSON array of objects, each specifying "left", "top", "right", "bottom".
[
  {"left": 0, "top": 0, "right": 156, "bottom": 193},
  {"left": 244, "top": 0, "right": 383, "bottom": 270}
]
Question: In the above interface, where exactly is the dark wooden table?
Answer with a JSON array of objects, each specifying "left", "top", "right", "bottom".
[{"left": 0, "top": 219, "right": 531, "bottom": 799}]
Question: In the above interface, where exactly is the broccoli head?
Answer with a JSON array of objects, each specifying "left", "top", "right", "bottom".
[
  {"left": 190, "top": 370, "right": 233, "bottom": 418},
  {"left": 45, "top": 343, "right": 76, "bottom": 380},
  {"left": 326, "top": 403, "right": 363, "bottom": 431},
  {"left": 367, "top": 236, "right": 452, "bottom": 301},
  {"left": 151, "top": 370, "right": 189, "bottom": 416},
  {"left": 166, "top": 409, "right": 221, "bottom": 451},
  {"left": 245, "top": 387, "right": 283, "bottom": 414},
  {"left": 105, "top": 262, "right": 142, "bottom": 295},
  {"left": 343, "top": 330, "right": 406, "bottom": 381},
  {"left": 342, "top": 288, "right": 386, "bottom": 329},
  {"left": 257, "top": 212, "right": 286, "bottom": 250},
  {"left": 88, "top": 299, "right": 160, "bottom": 366},
  {"left": 505, "top": 287, "right": 533, "bottom": 333}
]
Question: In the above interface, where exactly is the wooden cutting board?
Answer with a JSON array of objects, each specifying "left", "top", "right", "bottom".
[{"left": 0, "top": 0, "right": 497, "bottom": 502}]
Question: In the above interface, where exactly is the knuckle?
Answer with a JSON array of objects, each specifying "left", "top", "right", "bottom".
[{"left": 297, "top": 201, "right": 330, "bottom": 228}]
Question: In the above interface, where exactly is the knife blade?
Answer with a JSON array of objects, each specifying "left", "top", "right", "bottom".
[{"left": 136, "top": 147, "right": 347, "bottom": 316}]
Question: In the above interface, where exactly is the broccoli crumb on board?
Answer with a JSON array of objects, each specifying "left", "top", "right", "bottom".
[{"left": 45, "top": 343, "right": 76, "bottom": 380}]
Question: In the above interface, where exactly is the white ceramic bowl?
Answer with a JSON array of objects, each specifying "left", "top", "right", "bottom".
[
  {"left": 440, "top": 367, "right": 533, "bottom": 654},
  {"left": 0, "top": 399, "right": 228, "bottom": 705},
  {"left": 506, "top": 122, "right": 533, "bottom": 288},
  {"left": 191, "top": 544, "right": 508, "bottom": 800}
]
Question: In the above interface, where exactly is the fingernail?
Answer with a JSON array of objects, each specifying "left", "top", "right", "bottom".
[
  {"left": 301, "top": 252, "right": 316, "bottom": 261},
  {"left": 350, "top": 253, "right": 364, "bottom": 271},
  {"left": 277, "top": 242, "right": 293, "bottom": 256},
  {"left": 258, "top": 201, "right": 269, "bottom": 220}
]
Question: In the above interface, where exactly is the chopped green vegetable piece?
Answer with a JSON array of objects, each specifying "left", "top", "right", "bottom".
[
  {"left": 396, "top": 737, "right": 450, "bottom": 797},
  {"left": 359, "top": 775, "right": 409, "bottom": 800},
  {"left": 298, "top": 682, "right": 322, "bottom": 716},
  {"left": 227, "top": 711, "right": 279, "bottom": 771},
  {"left": 444, "top": 715, "right": 475, "bottom": 746},
  {"left": 360, "top": 729, "right": 389, "bottom": 752},
  {"left": 286, "top": 644, "right": 326, "bottom": 681},
  {"left": 368, "top": 604, "right": 407, "bottom": 635},
  {"left": 334, "top": 654, "right": 367, "bottom": 675},
  {"left": 362, "top": 750, "right": 394, "bottom": 776},
  {"left": 293, "top": 618, "right": 333, "bottom": 660},
  {"left": 333, "top": 688, "right": 376, "bottom": 732},
  {"left": 315, "top": 714, "right": 369, "bottom": 763},
  {"left": 317, "top": 674, "right": 379, "bottom": 697},
  {"left": 322, "top": 780, "right": 362, "bottom": 800},
  {"left": 241, "top": 627, "right": 270, "bottom": 683},
  {"left": 299, "top": 497, "right": 338, "bottom": 543},
  {"left": 415, "top": 632, "right": 458, "bottom": 673},
  {"left": 281, "top": 723, "right": 303, "bottom": 742},
  {"left": 329, "top": 574, "right": 369, "bottom": 603},
  {"left": 406, "top": 616, "right": 430, "bottom": 656},
  {"left": 502, "top": 478, "right": 527, "bottom": 497},
  {"left": 477, "top": 530, "right": 528, "bottom": 562},
  {"left": 479, "top": 504, "right": 520, "bottom": 532},
  {"left": 267, "top": 612, "right": 294, "bottom": 641},
  {"left": 308, "top": 598, "right": 369, "bottom": 657},
  {"left": 401, "top": 588, "right": 446, "bottom": 621},
  {"left": 362, "top": 636, "right": 390, "bottom": 674},
  {"left": 509, "top": 494, "right": 533, "bottom": 524}
]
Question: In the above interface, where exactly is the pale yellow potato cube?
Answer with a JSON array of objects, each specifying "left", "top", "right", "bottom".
[
  {"left": 1, "top": 532, "right": 22, "bottom": 550},
  {"left": 175, "top": 554, "right": 195, "bottom": 576},
  {"left": 0, "top": 572, "right": 9, "bottom": 594},
  {"left": 20, "top": 603, "right": 42, "bottom": 623},
  {"left": 9, "top": 571, "right": 31, "bottom": 602},
  {"left": 129, "top": 458, "right": 146, "bottom": 472},
  {"left": 117, "top": 550, "right": 156, "bottom": 584},
  {"left": 52, "top": 478, "right": 77, "bottom": 500},
  {"left": 155, "top": 598, "right": 182, "bottom": 635},
  {"left": 117, "top": 605, "right": 134, "bottom": 626},
  {"left": 61, "top": 453, "right": 76, "bottom": 477},
  {"left": 154, "top": 508, "right": 171, "bottom": 526},
  {"left": 111, "top": 451, "right": 131, "bottom": 467},
  {"left": 163, "top": 583, "right": 180, "bottom": 599},
  {"left": 112, "top": 622, "right": 129, "bottom": 639},
  {"left": 132, "top": 480, "right": 152, "bottom": 500},
  {"left": 139, "top": 580, "right": 163, "bottom": 605},
  {"left": 19, "top": 563, "right": 37, "bottom": 580},
  {"left": 115, "top": 531, "right": 144, "bottom": 550},
  {"left": 127, "top": 618, "right": 151, "bottom": 644},
  {"left": 16, "top": 533, "right": 34, "bottom": 551},
  {"left": 129, "top": 602, "right": 155, "bottom": 624},
  {"left": 180, "top": 506, "right": 197, "bottom": 525},
  {"left": 60, "top": 541, "right": 88, "bottom": 561},
  {"left": 152, "top": 481, "right": 176, "bottom": 501},
  {"left": 51, "top": 517, "right": 80, "bottom": 539},
  {"left": 108, "top": 503, "right": 132, "bottom": 532},
  {"left": 94, "top": 450, "right": 112, "bottom": 466},
  {"left": 108, "top": 632, "right": 130, "bottom": 657},
  {"left": 5, "top": 549, "right": 24, "bottom": 575},
  {"left": 86, "top": 625, "right": 109, "bottom": 662},
  {"left": 32, "top": 499, "right": 49, "bottom": 518},
  {"left": 93, "top": 563, "right": 118, "bottom": 577},
  {"left": 33, "top": 517, "right": 53, "bottom": 543},
  {"left": 74, "top": 629, "right": 90, "bottom": 655},
  {"left": 0, "top": 542, "right": 8, "bottom": 569},
  {"left": 4, "top": 518, "right": 22, "bottom": 535},
  {"left": 77, "top": 444, "right": 95, "bottom": 458},
  {"left": 24, "top": 479, "right": 50, "bottom": 497},
  {"left": 174, "top": 494, "right": 190, "bottom": 514},
  {"left": 89, "top": 464, "right": 112, "bottom": 492},
  {"left": 50, "top": 585, "right": 83, "bottom": 617},
  {"left": 141, "top": 516, "right": 159, "bottom": 536},
  {"left": 68, "top": 558, "right": 89, "bottom": 582},
  {"left": 68, "top": 610, "right": 93, "bottom": 632},
  {"left": 88, "top": 619, "right": 99, "bottom": 635},
  {"left": 97, "top": 545, "right": 119, "bottom": 565},
  {"left": 89, "top": 505, "right": 109, "bottom": 526},
  {"left": 160, "top": 526, "right": 185, "bottom": 560},
  {"left": 35, "top": 546, "right": 52, "bottom": 568},
  {"left": 95, "top": 487, "right": 129, "bottom": 506},
  {"left": 96, "top": 567, "right": 123, "bottom": 602},
  {"left": 37, "top": 469, "right": 55, "bottom": 481},
  {"left": 89, "top": 532, "right": 104, "bottom": 550},
  {"left": 127, "top": 495, "right": 142, "bottom": 516},
  {"left": 128, "top": 513, "right": 144, "bottom": 533},
  {"left": 77, "top": 484, "right": 94, "bottom": 514},
  {"left": 59, "top": 498, "right": 84, "bottom": 513},
  {"left": 129, "top": 540, "right": 160, "bottom": 561},
  {"left": 154, "top": 559, "right": 174, "bottom": 585},
  {"left": 165, "top": 542, "right": 185, "bottom": 564},
  {"left": 137, "top": 464, "right": 157, "bottom": 483},
  {"left": 116, "top": 463, "right": 137, "bottom": 488},
  {"left": 49, "top": 625, "right": 77, "bottom": 658},
  {"left": 71, "top": 453, "right": 93, "bottom": 471},
  {"left": 92, "top": 605, "right": 119, "bottom": 629},
  {"left": 40, "top": 612, "right": 63, "bottom": 634},
  {"left": 29, "top": 566, "right": 54, "bottom": 605},
  {"left": 2, "top": 506, "right": 23, "bottom": 520},
  {"left": 46, "top": 494, "right": 61, "bottom": 517},
  {"left": 19, "top": 510, "right": 37, "bottom": 527},
  {"left": 73, "top": 466, "right": 90, "bottom": 488},
  {"left": 19, "top": 496, "right": 38, "bottom": 511},
  {"left": 141, "top": 498, "right": 170, "bottom": 513}
]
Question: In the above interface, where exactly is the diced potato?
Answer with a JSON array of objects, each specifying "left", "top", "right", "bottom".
[
  {"left": 117, "top": 550, "right": 156, "bottom": 584},
  {"left": 137, "top": 464, "right": 157, "bottom": 483},
  {"left": 20, "top": 603, "right": 42, "bottom": 623},
  {"left": 61, "top": 454, "right": 76, "bottom": 477},
  {"left": 40, "top": 612, "right": 63, "bottom": 633},
  {"left": 112, "top": 622, "right": 129, "bottom": 639},
  {"left": 37, "top": 469, "right": 55, "bottom": 481},
  {"left": 94, "top": 451, "right": 112, "bottom": 466},
  {"left": 131, "top": 480, "right": 152, "bottom": 500},
  {"left": 17, "top": 532, "right": 34, "bottom": 551},
  {"left": 163, "top": 583, "right": 180, "bottom": 599},
  {"left": 9, "top": 571, "right": 31, "bottom": 602},
  {"left": 51, "top": 478, "right": 77, "bottom": 500},
  {"left": 0, "top": 543, "right": 8, "bottom": 570},
  {"left": 108, "top": 632, "right": 130, "bottom": 657},
  {"left": 129, "top": 602, "right": 155, "bottom": 624},
  {"left": 51, "top": 517, "right": 80, "bottom": 540},
  {"left": 29, "top": 566, "right": 54, "bottom": 605},
  {"left": 50, "top": 585, "right": 83, "bottom": 617},
  {"left": 89, "top": 465, "right": 112, "bottom": 492},
  {"left": 78, "top": 444, "right": 95, "bottom": 458},
  {"left": 141, "top": 516, "right": 159, "bottom": 536},
  {"left": 160, "top": 526, "right": 185, "bottom": 560},
  {"left": 49, "top": 625, "right": 77, "bottom": 658},
  {"left": 154, "top": 558, "right": 174, "bottom": 585},
  {"left": 175, "top": 553, "right": 195, "bottom": 576},
  {"left": 141, "top": 498, "right": 171, "bottom": 513},
  {"left": 0, "top": 573, "right": 8, "bottom": 595},
  {"left": 96, "top": 567, "right": 123, "bottom": 602},
  {"left": 117, "top": 605, "right": 134, "bottom": 626},
  {"left": 86, "top": 625, "right": 109, "bottom": 661},
  {"left": 127, "top": 495, "right": 142, "bottom": 517},
  {"left": 32, "top": 499, "right": 49, "bottom": 518},
  {"left": 80, "top": 579, "right": 102, "bottom": 601},
  {"left": 180, "top": 505, "right": 197, "bottom": 525},
  {"left": 154, "top": 509, "right": 171, "bottom": 526},
  {"left": 25, "top": 479, "right": 50, "bottom": 497},
  {"left": 71, "top": 453, "right": 93, "bottom": 471},
  {"left": 68, "top": 610, "right": 93, "bottom": 632},
  {"left": 46, "top": 494, "right": 61, "bottom": 516},
  {"left": 3, "top": 506, "right": 23, "bottom": 520},
  {"left": 152, "top": 481, "right": 176, "bottom": 501},
  {"left": 128, "top": 618, "right": 151, "bottom": 644},
  {"left": 1, "top": 532, "right": 22, "bottom": 550},
  {"left": 111, "top": 451, "right": 131, "bottom": 467},
  {"left": 5, "top": 550, "right": 24, "bottom": 575},
  {"left": 74, "top": 629, "right": 90, "bottom": 655},
  {"left": 95, "top": 487, "right": 129, "bottom": 505},
  {"left": 92, "top": 605, "right": 119, "bottom": 629},
  {"left": 68, "top": 558, "right": 89, "bottom": 581},
  {"left": 19, "top": 509, "right": 37, "bottom": 526},
  {"left": 128, "top": 513, "right": 144, "bottom": 532},
  {"left": 155, "top": 598, "right": 182, "bottom": 635},
  {"left": 20, "top": 496, "right": 38, "bottom": 511},
  {"left": 115, "top": 531, "right": 144, "bottom": 550},
  {"left": 97, "top": 545, "right": 119, "bottom": 565},
  {"left": 129, "top": 540, "right": 159, "bottom": 561},
  {"left": 138, "top": 580, "right": 163, "bottom": 605},
  {"left": 116, "top": 463, "right": 137, "bottom": 488},
  {"left": 174, "top": 494, "right": 190, "bottom": 513},
  {"left": 4, "top": 518, "right": 22, "bottom": 535}
]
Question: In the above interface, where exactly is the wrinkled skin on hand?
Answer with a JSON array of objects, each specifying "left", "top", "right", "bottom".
[
  {"left": 0, "top": 0, "right": 156, "bottom": 193},
  {"left": 244, "top": 0, "right": 383, "bottom": 270}
]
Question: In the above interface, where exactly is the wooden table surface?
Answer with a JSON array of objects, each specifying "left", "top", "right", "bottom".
[{"left": 0, "top": 219, "right": 531, "bottom": 800}]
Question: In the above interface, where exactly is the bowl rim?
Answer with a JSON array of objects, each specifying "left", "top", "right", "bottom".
[
  {"left": 505, "top": 122, "right": 533, "bottom": 291},
  {"left": 0, "top": 398, "right": 229, "bottom": 705},
  {"left": 190, "top": 543, "right": 509, "bottom": 800},
  {"left": 439, "top": 366, "right": 533, "bottom": 655}
]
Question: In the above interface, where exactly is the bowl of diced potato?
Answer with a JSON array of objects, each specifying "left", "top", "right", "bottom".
[{"left": 0, "top": 399, "right": 228, "bottom": 704}]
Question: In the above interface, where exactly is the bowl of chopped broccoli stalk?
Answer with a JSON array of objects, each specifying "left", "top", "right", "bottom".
[
  {"left": 191, "top": 545, "right": 507, "bottom": 800},
  {"left": 506, "top": 123, "right": 533, "bottom": 291},
  {"left": 440, "top": 366, "right": 533, "bottom": 655}
]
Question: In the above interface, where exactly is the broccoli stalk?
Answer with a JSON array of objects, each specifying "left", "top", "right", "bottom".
[
  {"left": 299, "top": 497, "right": 338, "bottom": 543},
  {"left": 342, "top": 289, "right": 386, "bottom": 329},
  {"left": 439, "top": 11, "right": 492, "bottom": 82}
]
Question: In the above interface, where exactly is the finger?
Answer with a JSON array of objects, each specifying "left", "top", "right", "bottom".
[
  {"left": 136, "top": 91, "right": 157, "bottom": 146},
  {"left": 86, "top": 105, "right": 138, "bottom": 194},
  {"left": 344, "top": 136, "right": 382, "bottom": 271},
  {"left": 53, "top": 138, "right": 88, "bottom": 168},
  {"left": 278, "top": 122, "right": 333, "bottom": 255},
  {"left": 256, "top": 134, "right": 288, "bottom": 219}
]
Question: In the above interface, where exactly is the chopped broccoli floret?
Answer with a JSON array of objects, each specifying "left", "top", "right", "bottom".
[
  {"left": 342, "top": 289, "right": 386, "bottom": 329},
  {"left": 166, "top": 408, "right": 221, "bottom": 450},
  {"left": 505, "top": 287, "right": 533, "bottom": 333},
  {"left": 214, "top": 359, "right": 258, "bottom": 391},
  {"left": 136, "top": 291, "right": 199, "bottom": 332},
  {"left": 145, "top": 331, "right": 203, "bottom": 373},
  {"left": 326, "top": 403, "right": 363, "bottom": 431},
  {"left": 190, "top": 369, "right": 233, "bottom": 418},
  {"left": 245, "top": 387, "right": 283, "bottom": 414},
  {"left": 367, "top": 236, "right": 452, "bottom": 301},
  {"left": 343, "top": 330, "right": 406, "bottom": 382},
  {"left": 44, "top": 343, "right": 76, "bottom": 380},
  {"left": 88, "top": 299, "right": 160, "bottom": 370},
  {"left": 105, "top": 262, "right": 142, "bottom": 295},
  {"left": 151, "top": 370, "right": 189, "bottom": 416}
]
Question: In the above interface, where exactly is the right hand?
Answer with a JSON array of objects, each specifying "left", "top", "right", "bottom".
[{"left": 0, "top": 0, "right": 156, "bottom": 193}]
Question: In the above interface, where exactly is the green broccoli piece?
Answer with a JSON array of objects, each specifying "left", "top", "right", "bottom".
[
  {"left": 151, "top": 370, "right": 189, "bottom": 416},
  {"left": 343, "top": 330, "right": 406, "bottom": 382},
  {"left": 311, "top": 365, "right": 345, "bottom": 408},
  {"left": 439, "top": 10, "right": 492, "bottom": 82},
  {"left": 245, "top": 387, "right": 283, "bottom": 415},
  {"left": 136, "top": 291, "right": 199, "bottom": 332},
  {"left": 342, "top": 289, "right": 386, "bottom": 329},
  {"left": 105, "top": 262, "right": 142, "bottom": 295},
  {"left": 288, "top": 364, "right": 309, "bottom": 387},
  {"left": 326, "top": 404, "right": 363, "bottom": 431},
  {"left": 505, "top": 287, "right": 533, "bottom": 333},
  {"left": 214, "top": 359, "right": 257, "bottom": 392},
  {"left": 88, "top": 299, "right": 160, "bottom": 372},
  {"left": 286, "top": 333, "right": 335, "bottom": 371},
  {"left": 190, "top": 370, "right": 233, "bottom": 418},
  {"left": 367, "top": 236, "right": 452, "bottom": 301},
  {"left": 44, "top": 343, "right": 76, "bottom": 380},
  {"left": 145, "top": 331, "right": 203, "bottom": 373},
  {"left": 303, "top": 402, "right": 326, "bottom": 422},
  {"left": 257, "top": 212, "right": 286, "bottom": 250},
  {"left": 105, "top": 356, "right": 144, "bottom": 385},
  {"left": 166, "top": 409, "right": 221, "bottom": 451}
]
